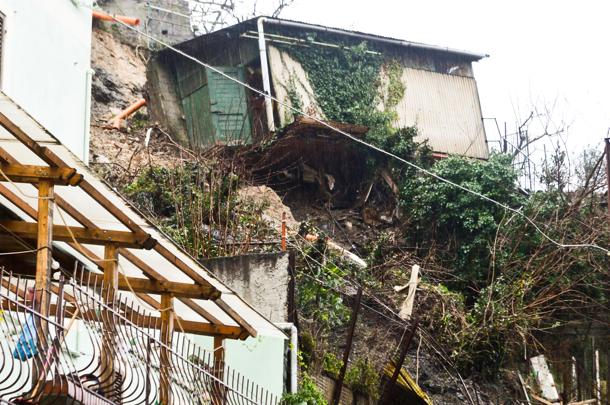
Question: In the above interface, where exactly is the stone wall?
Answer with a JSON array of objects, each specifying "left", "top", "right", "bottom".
[{"left": 98, "top": 0, "right": 193, "bottom": 47}]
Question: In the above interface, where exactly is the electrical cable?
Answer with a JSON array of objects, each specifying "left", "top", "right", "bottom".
[{"left": 91, "top": 10, "right": 610, "bottom": 256}]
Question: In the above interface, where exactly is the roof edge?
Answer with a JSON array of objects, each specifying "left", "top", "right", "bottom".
[{"left": 259, "top": 17, "right": 488, "bottom": 61}]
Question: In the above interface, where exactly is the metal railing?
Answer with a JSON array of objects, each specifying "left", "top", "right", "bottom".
[{"left": 0, "top": 268, "right": 280, "bottom": 404}]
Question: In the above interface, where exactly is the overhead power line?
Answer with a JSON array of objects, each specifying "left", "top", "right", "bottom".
[{"left": 88, "top": 6, "right": 609, "bottom": 256}]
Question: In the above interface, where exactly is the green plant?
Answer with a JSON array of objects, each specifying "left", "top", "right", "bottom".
[
  {"left": 344, "top": 358, "right": 380, "bottom": 399},
  {"left": 281, "top": 40, "right": 406, "bottom": 144},
  {"left": 384, "top": 59, "right": 405, "bottom": 108},
  {"left": 400, "top": 153, "right": 523, "bottom": 292},
  {"left": 124, "top": 162, "right": 272, "bottom": 258},
  {"left": 299, "top": 332, "right": 316, "bottom": 370},
  {"left": 282, "top": 373, "right": 327, "bottom": 405},
  {"left": 321, "top": 352, "right": 343, "bottom": 379},
  {"left": 297, "top": 241, "right": 350, "bottom": 329}
]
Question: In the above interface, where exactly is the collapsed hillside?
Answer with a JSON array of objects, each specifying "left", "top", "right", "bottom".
[{"left": 88, "top": 24, "right": 609, "bottom": 405}]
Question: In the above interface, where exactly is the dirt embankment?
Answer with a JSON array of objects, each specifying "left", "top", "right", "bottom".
[{"left": 88, "top": 27, "right": 183, "bottom": 184}]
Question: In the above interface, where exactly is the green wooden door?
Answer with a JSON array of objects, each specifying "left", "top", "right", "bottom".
[
  {"left": 206, "top": 66, "right": 252, "bottom": 145},
  {"left": 176, "top": 62, "right": 251, "bottom": 147}
]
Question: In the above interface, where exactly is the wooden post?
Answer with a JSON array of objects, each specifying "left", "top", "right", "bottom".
[
  {"left": 160, "top": 294, "right": 174, "bottom": 405},
  {"left": 32, "top": 179, "right": 54, "bottom": 386},
  {"left": 212, "top": 336, "right": 225, "bottom": 405},
  {"left": 379, "top": 318, "right": 419, "bottom": 405},
  {"left": 594, "top": 349, "right": 601, "bottom": 405},
  {"left": 331, "top": 286, "right": 363, "bottom": 405},
  {"left": 101, "top": 244, "right": 119, "bottom": 400},
  {"left": 398, "top": 264, "right": 420, "bottom": 320},
  {"left": 35, "top": 180, "right": 54, "bottom": 333}
]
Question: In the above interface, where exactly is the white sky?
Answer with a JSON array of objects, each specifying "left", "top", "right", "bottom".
[{"left": 278, "top": 0, "right": 610, "bottom": 157}]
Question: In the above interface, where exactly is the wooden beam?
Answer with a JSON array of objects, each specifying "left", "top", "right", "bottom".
[
  {"left": 34, "top": 179, "right": 53, "bottom": 385},
  {"left": 0, "top": 164, "right": 82, "bottom": 186},
  {"left": 35, "top": 180, "right": 53, "bottom": 325},
  {"left": 79, "top": 268, "right": 220, "bottom": 300},
  {"left": 119, "top": 277, "right": 220, "bottom": 300},
  {"left": 160, "top": 294, "right": 174, "bottom": 405},
  {"left": 2, "top": 291, "right": 245, "bottom": 338},
  {"left": 212, "top": 336, "right": 226, "bottom": 405},
  {"left": 0, "top": 220, "right": 155, "bottom": 249},
  {"left": 215, "top": 298, "right": 258, "bottom": 339}
]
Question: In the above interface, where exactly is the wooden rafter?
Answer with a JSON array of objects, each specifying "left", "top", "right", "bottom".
[
  {"left": 0, "top": 111, "right": 257, "bottom": 339},
  {"left": 0, "top": 164, "right": 82, "bottom": 186},
  {"left": 0, "top": 220, "right": 156, "bottom": 249},
  {"left": 81, "top": 268, "right": 220, "bottom": 300}
]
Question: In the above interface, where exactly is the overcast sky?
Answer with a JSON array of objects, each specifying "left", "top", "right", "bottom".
[{"left": 277, "top": 0, "right": 610, "bottom": 159}]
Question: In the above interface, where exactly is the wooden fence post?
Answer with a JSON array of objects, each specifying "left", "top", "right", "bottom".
[{"left": 331, "top": 286, "right": 363, "bottom": 405}]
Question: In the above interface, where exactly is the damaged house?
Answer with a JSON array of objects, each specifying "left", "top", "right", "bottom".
[{"left": 147, "top": 17, "right": 489, "bottom": 206}]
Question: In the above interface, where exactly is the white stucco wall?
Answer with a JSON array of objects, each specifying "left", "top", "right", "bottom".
[
  {"left": 192, "top": 334, "right": 286, "bottom": 399},
  {"left": 0, "top": 0, "right": 93, "bottom": 162}
]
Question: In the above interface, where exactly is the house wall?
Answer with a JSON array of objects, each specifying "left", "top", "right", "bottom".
[
  {"left": 147, "top": 54, "right": 190, "bottom": 144},
  {"left": 195, "top": 252, "right": 292, "bottom": 398},
  {"left": 200, "top": 252, "right": 291, "bottom": 323},
  {"left": 0, "top": 0, "right": 93, "bottom": 163},
  {"left": 147, "top": 37, "right": 260, "bottom": 147},
  {"left": 389, "top": 67, "right": 488, "bottom": 159},
  {"left": 267, "top": 41, "right": 489, "bottom": 159}
]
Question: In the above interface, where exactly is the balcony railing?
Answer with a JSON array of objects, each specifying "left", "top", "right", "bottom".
[{"left": 0, "top": 268, "right": 280, "bottom": 405}]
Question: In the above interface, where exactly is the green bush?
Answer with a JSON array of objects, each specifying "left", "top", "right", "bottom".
[
  {"left": 400, "top": 153, "right": 523, "bottom": 293},
  {"left": 344, "top": 358, "right": 380, "bottom": 399},
  {"left": 282, "top": 373, "right": 327, "bottom": 405},
  {"left": 321, "top": 353, "right": 343, "bottom": 379}
]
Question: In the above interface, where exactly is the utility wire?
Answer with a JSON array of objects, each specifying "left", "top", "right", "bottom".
[{"left": 95, "top": 10, "right": 610, "bottom": 256}]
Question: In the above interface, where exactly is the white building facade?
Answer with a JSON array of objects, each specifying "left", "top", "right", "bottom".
[{"left": 0, "top": 0, "right": 93, "bottom": 163}]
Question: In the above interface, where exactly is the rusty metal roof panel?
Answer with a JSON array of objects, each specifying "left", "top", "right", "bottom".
[{"left": 394, "top": 68, "right": 489, "bottom": 159}]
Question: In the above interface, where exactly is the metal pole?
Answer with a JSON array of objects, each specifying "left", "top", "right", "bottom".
[
  {"left": 379, "top": 318, "right": 419, "bottom": 404},
  {"left": 331, "top": 286, "right": 363, "bottom": 405},
  {"left": 605, "top": 138, "right": 610, "bottom": 216}
]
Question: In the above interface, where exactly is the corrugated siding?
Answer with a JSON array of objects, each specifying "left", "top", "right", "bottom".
[{"left": 395, "top": 68, "right": 488, "bottom": 159}]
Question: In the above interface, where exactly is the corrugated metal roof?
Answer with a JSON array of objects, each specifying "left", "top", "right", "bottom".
[
  {"left": 166, "top": 17, "right": 488, "bottom": 62},
  {"left": 394, "top": 68, "right": 489, "bottom": 159}
]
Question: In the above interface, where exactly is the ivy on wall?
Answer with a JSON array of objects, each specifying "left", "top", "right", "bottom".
[{"left": 280, "top": 40, "right": 405, "bottom": 142}]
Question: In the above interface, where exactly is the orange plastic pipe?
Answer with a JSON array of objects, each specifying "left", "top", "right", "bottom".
[
  {"left": 92, "top": 10, "right": 140, "bottom": 26},
  {"left": 112, "top": 98, "right": 147, "bottom": 129},
  {"left": 281, "top": 212, "right": 287, "bottom": 252}
]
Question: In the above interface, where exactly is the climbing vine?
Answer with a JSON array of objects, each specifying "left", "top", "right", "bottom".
[{"left": 280, "top": 39, "right": 405, "bottom": 142}]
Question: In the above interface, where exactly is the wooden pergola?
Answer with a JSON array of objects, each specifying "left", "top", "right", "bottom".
[{"left": 0, "top": 92, "right": 283, "bottom": 403}]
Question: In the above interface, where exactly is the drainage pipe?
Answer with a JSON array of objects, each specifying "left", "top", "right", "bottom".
[
  {"left": 92, "top": 10, "right": 140, "bottom": 26},
  {"left": 256, "top": 17, "right": 276, "bottom": 132},
  {"left": 111, "top": 98, "right": 147, "bottom": 129},
  {"left": 275, "top": 322, "right": 298, "bottom": 393},
  {"left": 83, "top": 68, "right": 95, "bottom": 165}
]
